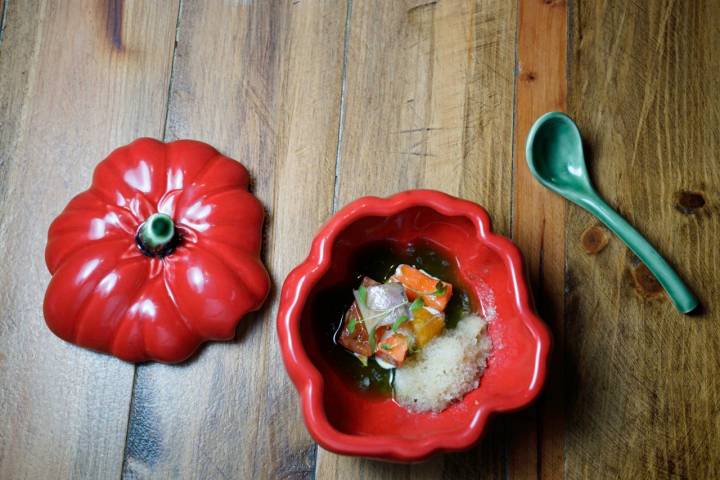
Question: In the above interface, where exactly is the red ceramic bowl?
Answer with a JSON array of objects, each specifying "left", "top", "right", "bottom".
[{"left": 277, "top": 190, "right": 550, "bottom": 461}]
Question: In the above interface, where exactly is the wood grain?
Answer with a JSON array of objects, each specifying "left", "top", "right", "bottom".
[
  {"left": 566, "top": 0, "right": 720, "bottom": 478},
  {"left": 2, "top": 1, "right": 719, "bottom": 478},
  {"left": 509, "top": 1, "right": 568, "bottom": 479},
  {"left": 316, "top": 0, "right": 517, "bottom": 477},
  {"left": 121, "top": 1, "right": 346, "bottom": 478},
  {"left": 0, "top": 0, "right": 178, "bottom": 478}
]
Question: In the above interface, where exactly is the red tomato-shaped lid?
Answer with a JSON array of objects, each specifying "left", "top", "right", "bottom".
[{"left": 44, "top": 138, "right": 270, "bottom": 363}]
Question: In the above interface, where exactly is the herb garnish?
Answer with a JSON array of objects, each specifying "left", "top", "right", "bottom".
[
  {"left": 381, "top": 343, "right": 392, "bottom": 350},
  {"left": 434, "top": 281, "right": 447, "bottom": 296},
  {"left": 347, "top": 316, "right": 357, "bottom": 334},
  {"left": 357, "top": 285, "right": 368, "bottom": 307},
  {"left": 409, "top": 298, "right": 424, "bottom": 312},
  {"left": 391, "top": 315, "right": 408, "bottom": 332}
]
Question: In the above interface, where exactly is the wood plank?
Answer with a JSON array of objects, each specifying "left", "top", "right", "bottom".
[
  {"left": 0, "top": 1, "right": 178, "bottom": 478},
  {"left": 509, "top": 1, "right": 568, "bottom": 479},
  {"left": 316, "top": 0, "right": 517, "bottom": 477},
  {"left": 566, "top": 1, "right": 720, "bottom": 478},
  {"left": 121, "top": 1, "right": 346, "bottom": 478}
]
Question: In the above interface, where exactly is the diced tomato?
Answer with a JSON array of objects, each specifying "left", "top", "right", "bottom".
[
  {"left": 390, "top": 264, "right": 453, "bottom": 311},
  {"left": 410, "top": 307, "right": 445, "bottom": 347},
  {"left": 338, "top": 277, "right": 381, "bottom": 357},
  {"left": 338, "top": 301, "right": 372, "bottom": 357},
  {"left": 374, "top": 332, "right": 409, "bottom": 367}
]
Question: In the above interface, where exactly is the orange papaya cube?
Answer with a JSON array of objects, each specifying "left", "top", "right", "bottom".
[{"left": 410, "top": 307, "right": 445, "bottom": 348}]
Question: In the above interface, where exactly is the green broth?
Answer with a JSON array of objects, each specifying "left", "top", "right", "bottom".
[{"left": 322, "top": 240, "right": 475, "bottom": 396}]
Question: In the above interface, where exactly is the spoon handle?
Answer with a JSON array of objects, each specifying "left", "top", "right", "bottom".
[{"left": 581, "top": 195, "right": 699, "bottom": 313}]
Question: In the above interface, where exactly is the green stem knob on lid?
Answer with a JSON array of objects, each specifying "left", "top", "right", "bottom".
[{"left": 137, "top": 213, "right": 176, "bottom": 257}]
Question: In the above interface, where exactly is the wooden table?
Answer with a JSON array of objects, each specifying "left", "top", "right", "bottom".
[{"left": 1, "top": 1, "right": 718, "bottom": 478}]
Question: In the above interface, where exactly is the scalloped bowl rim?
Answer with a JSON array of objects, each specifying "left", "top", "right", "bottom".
[{"left": 277, "top": 189, "right": 551, "bottom": 461}]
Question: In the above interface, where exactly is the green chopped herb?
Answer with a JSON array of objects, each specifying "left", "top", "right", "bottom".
[
  {"left": 409, "top": 298, "right": 424, "bottom": 312},
  {"left": 347, "top": 316, "right": 357, "bottom": 334},
  {"left": 368, "top": 326, "right": 376, "bottom": 352},
  {"left": 434, "top": 281, "right": 447, "bottom": 296},
  {"left": 381, "top": 343, "right": 393, "bottom": 350},
  {"left": 391, "top": 315, "right": 408, "bottom": 332},
  {"left": 357, "top": 354, "right": 368, "bottom": 366},
  {"left": 357, "top": 286, "right": 368, "bottom": 306}
]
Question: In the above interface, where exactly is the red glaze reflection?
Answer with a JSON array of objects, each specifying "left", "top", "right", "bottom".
[
  {"left": 277, "top": 190, "right": 551, "bottom": 461},
  {"left": 44, "top": 138, "right": 270, "bottom": 363}
]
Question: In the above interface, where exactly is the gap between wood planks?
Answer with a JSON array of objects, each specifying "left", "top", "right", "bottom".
[
  {"left": 161, "top": 0, "right": 184, "bottom": 140},
  {"left": 120, "top": 0, "right": 184, "bottom": 477},
  {"left": 331, "top": 0, "right": 353, "bottom": 214},
  {"left": 510, "top": 0, "right": 569, "bottom": 479},
  {"left": 0, "top": 0, "right": 8, "bottom": 44},
  {"left": 316, "top": 0, "right": 353, "bottom": 474}
]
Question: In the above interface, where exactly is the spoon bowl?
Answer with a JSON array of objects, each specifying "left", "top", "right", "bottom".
[
  {"left": 526, "top": 112, "right": 698, "bottom": 314},
  {"left": 527, "top": 113, "right": 593, "bottom": 201}
]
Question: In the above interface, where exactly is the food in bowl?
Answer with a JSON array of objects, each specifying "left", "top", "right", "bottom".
[
  {"left": 334, "top": 243, "right": 492, "bottom": 413},
  {"left": 277, "top": 190, "right": 550, "bottom": 461}
]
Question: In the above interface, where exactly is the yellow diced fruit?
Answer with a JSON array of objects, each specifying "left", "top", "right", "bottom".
[{"left": 410, "top": 308, "right": 445, "bottom": 348}]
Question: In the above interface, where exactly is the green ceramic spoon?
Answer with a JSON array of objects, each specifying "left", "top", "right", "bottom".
[{"left": 526, "top": 111, "right": 699, "bottom": 314}]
